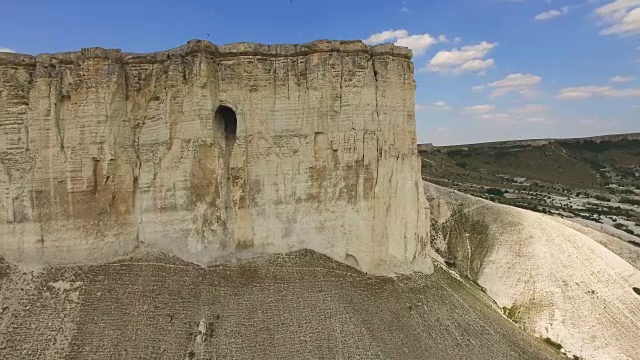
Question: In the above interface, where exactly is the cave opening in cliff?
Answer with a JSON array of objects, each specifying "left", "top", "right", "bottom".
[
  {"left": 215, "top": 105, "right": 237, "bottom": 240},
  {"left": 216, "top": 105, "right": 237, "bottom": 140},
  {"left": 214, "top": 105, "right": 238, "bottom": 156}
]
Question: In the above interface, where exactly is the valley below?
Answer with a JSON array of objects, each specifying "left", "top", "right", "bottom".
[
  {"left": 419, "top": 133, "right": 640, "bottom": 359},
  {"left": 420, "top": 133, "right": 640, "bottom": 249}
]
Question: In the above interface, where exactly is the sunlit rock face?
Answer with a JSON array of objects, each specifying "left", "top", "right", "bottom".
[
  {"left": 425, "top": 182, "right": 640, "bottom": 360},
  {"left": 0, "top": 39, "right": 431, "bottom": 274}
]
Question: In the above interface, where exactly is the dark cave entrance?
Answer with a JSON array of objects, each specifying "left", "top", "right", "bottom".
[
  {"left": 216, "top": 105, "right": 237, "bottom": 141},
  {"left": 214, "top": 105, "right": 237, "bottom": 239},
  {"left": 214, "top": 105, "right": 237, "bottom": 167}
]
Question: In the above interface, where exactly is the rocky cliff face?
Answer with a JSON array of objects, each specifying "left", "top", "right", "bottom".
[
  {"left": 0, "top": 39, "right": 430, "bottom": 274},
  {"left": 425, "top": 182, "right": 640, "bottom": 360}
]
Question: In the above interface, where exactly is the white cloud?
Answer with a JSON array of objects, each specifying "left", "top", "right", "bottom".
[
  {"left": 556, "top": 85, "right": 640, "bottom": 99},
  {"left": 524, "top": 117, "right": 555, "bottom": 124},
  {"left": 416, "top": 101, "right": 451, "bottom": 111},
  {"left": 400, "top": 6, "right": 409, "bottom": 12},
  {"left": 395, "top": 34, "right": 439, "bottom": 56},
  {"left": 472, "top": 74, "right": 542, "bottom": 98},
  {"left": 425, "top": 41, "right": 498, "bottom": 74},
  {"left": 535, "top": 9, "right": 562, "bottom": 20},
  {"left": 610, "top": 75, "right": 635, "bottom": 82},
  {"left": 480, "top": 113, "right": 553, "bottom": 125},
  {"left": 535, "top": 5, "right": 569, "bottom": 20},
  {"left": 432, "top": 101, "right": 451, "bottom": 110},
  {"left": 0, "top": 47, "right": 15, "bottom": 53},
  {"left": 480, "top": 113, "right": 514, "bottom": 123},
  {"left": 510, "top": 104, "right": 548, "bottom": 114},
  {"left": 487, "top": 73, "right": 542, "bottom": 98},
  {"left": 524, "top": 117, "right": 546, "bottom": 123},
  {"left": 364, "top": 29, "right": 442, "bottom": 56},
  {"left": 462, "top": 103, "right": 553, "bottom": 125},
  {"left": 363, "top": 29, "right": 409, "bottom": 44},
  {"left": 462, "top": 104, "right": 496, "bottom": 114},
  {"left": 489, "top": 73, "right": 542, "bottom": 88},
  {"left": 594, "top": 0, "right": 640, "bottom": 36},
  {"left": 460, "top": 58, "right": 495, "bottom": 72}
]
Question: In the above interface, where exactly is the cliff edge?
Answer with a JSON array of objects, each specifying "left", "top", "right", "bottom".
[{"left": 0, "top": 39, "right": 431, "bottom": 274}]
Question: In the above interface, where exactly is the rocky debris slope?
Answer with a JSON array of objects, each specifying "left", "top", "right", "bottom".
[
  {"left": 426, "top": 182, "right": 640, "bottom": 360},
  {"left": 0, "top": 249, "right": 560, "bottom": 359},
  {"left": 0, "top": 40, "right": 430, "bottom": 275}
]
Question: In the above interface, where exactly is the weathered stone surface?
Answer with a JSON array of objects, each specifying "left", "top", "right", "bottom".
[
  {"left": 0, "top": 250, "right": 561, "bottom": 359},
  {"left": 0, "top": 40, "right": 430, "bottom": 274},
  {"left": 425, "top": 182, "right": 640, "bottom": 360}
]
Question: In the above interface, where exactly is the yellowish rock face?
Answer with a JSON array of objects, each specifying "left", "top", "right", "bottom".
[{"left": 0, "top": 40, "right": 431, "bottom": 274}]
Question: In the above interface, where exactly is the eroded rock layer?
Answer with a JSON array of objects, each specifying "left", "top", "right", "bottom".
[
  {"left": 0, "top": 40, "right": 430, "bottom": 274},
  {"left": 426, "top": 182, "right": 640, "bottom": 360},
  {"left": 0, "top": 250, "right": 560, "bottom": 359}
]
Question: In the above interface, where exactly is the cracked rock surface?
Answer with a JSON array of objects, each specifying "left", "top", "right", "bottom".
[{"left": 0, "top": 40, "right": 430, "bottom": 274}]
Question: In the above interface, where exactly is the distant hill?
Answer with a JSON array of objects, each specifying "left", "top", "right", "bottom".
[
  {"left": 419, "top": 132, "right": 640, "bottom": 243},
  {"left": 425, "top": 132, "right": 640, "bottom": 151}
]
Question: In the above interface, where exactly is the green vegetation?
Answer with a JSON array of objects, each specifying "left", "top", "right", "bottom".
[
  {"left": 420, "top": 134, "right": 640, "bottom": 236},
  {"left": 613, "top": 223, "right": 639, "bottom": 236},
  {"left": 593, "top": 194, "right": 611, "bottom": 202},
  {"left": 620, "top": 197, "right": 640, "bottom": 206},
  {"left": 421, "top": 135, "right": 640, "bottom": 190},
  {"left": 485, "top": 188, "right": 506, "bottom": 197},
  {"left": 454, "top": 160, "right": 468, "bottom": 169}
]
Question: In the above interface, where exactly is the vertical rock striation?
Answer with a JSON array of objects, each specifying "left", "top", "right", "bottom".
[{"left": 0, "top": 39, "right": 431, "bottom": 274}]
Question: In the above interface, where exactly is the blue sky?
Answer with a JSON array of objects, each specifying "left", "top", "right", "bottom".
[{"left": 1, "top": 0, "right": 639, "bottom": 145}]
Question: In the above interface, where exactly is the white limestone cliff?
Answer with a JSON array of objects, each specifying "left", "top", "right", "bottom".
[
  {"left": 426, "top": 182, "right": 640, "bottom": 360},
  {"left": 0, "top": 40, "right": 431, "bottom": 275}
]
